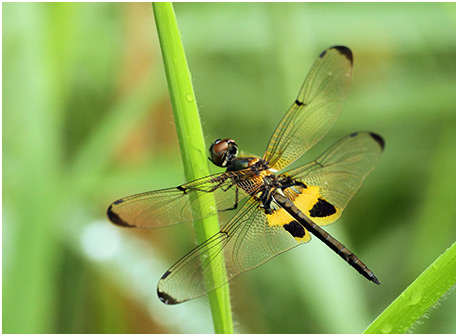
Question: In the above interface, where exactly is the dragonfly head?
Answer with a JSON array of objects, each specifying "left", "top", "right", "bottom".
[{"left": 209, "top": 138, "right": 238, "bottom": 167}]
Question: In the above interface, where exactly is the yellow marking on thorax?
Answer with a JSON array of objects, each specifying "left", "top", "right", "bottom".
[
  {"left": 237, "top": 162, "right": 274, "bottom": 194},
  {"left": 258, "top": 169, "right": 274, "bottom": 179}
]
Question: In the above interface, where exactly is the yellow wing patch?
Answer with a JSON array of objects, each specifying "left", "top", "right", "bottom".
[
  {"left": 284, "top": 184, "right": 342, "bottom": 226},
  {"left": 266, "top": 208, "right": 311, "bottom": 243}
]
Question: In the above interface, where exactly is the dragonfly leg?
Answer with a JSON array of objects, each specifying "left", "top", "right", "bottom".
[
  {"left": 180, "top": 175, "right": 233, "bottom": 195},
  {"left": 186, "top": 177, "right": 240, "bottom": 212},
  {"left": 219, "top": 187, "right": 240, "bottom": 212}
]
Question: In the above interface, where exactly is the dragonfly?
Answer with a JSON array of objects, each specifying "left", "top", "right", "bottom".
[{"left": 107, "top": 46, "right": 384, "bottom": 305}]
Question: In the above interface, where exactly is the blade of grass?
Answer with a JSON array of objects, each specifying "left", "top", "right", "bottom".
[
  {"left": 363, "top": 242, "right": 456, "bottom": 334},
  {"left": 152, "top": 3, "right": 233, "bottom": 333}
]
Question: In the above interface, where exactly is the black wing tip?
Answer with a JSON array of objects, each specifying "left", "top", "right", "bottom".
[
  {"left": 369, "top": 132, "right": 385, "bottom": 150},
  {"left": 333, "top": 46, "right": 353, "bottom": 64},
  {"left": 320, "top": 45, "right": 353, "bottom": 65},
  {"left": 106, "top": 204, "right": 134, "bottom": 228},
  {"left": 157, "top": 288, "right": 180, "bottom": 305},
  {"left": 157, "top": 271, "right": 181, "bottom": 304},
  {"left": 349, "top": 131, "right": 385, "bottom": 151}
]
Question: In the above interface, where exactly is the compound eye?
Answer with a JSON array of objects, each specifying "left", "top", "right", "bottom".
[
  {"left": 212, "top": 139, "right": 228, "bottom": 154},
  {"left": 209, "top": 138, "right": 237, "bottom": 167}
]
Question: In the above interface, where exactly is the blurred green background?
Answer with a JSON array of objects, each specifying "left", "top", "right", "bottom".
[{"left": 3, "top": 2, "right": 455, "bottom": 333}]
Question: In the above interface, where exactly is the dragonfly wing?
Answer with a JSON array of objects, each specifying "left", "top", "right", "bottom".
[
  {"left": 107, "top": 172, "right": 248, "bottom": 228},
  {"left": 157, "top": 196, "right": 311, "bottom": 304},
  {"left": 263, "top": 46, "right": 353, "bottom": 171},
  {"left": 280, "top": 131, "right": 384, "bottom": 226}
]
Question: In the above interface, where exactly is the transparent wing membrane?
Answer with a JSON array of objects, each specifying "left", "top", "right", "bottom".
[
  {"left": 107, "top": 172, "right": 248, "bottom": 228},
  {"left": 157, "top": 197, "right": 303, "bottom": 304},
  {"left": 283, "top": 131, "right": 384, "bottom": 225},
  {"left": 263, "top": 46, "right": 353, "bottom": 171}
]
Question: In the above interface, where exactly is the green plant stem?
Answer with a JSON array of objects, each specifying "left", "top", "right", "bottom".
[
  {"left": 152, "top": 3, "right": 233, "bottom": 334},
  {"left": 364, "top": 241, "right": 456, "bottom": 334}
]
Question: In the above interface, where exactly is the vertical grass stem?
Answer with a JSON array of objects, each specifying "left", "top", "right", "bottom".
[{"left": 152, "top": 3, "right": 233, "bottom": 333}]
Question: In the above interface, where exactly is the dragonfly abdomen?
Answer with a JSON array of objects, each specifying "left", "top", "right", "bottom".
[
  {"left": 272, "top": 192, "right": 380, "bottom": 285},
  {"left": 322, "top": 234, "right": 380, "bottom": 285}
]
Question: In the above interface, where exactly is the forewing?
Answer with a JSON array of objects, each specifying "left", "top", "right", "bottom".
[
  {"left": 263, "top": 46, "right": 353, "bottom": 171},
  {"left": 107, "top": 172, "right": 248, "bottom": 228},
  {"left": 281, "top": 131, "right": 384, "bottom": 226},
  {"left": 157, "top": 197, "right": 311, "bottom": 304}
]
